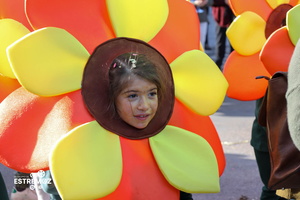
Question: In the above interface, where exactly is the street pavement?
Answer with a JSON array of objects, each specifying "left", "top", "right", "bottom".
[
  {"left": 1, "top": 163, "right": 14, "bottom": 197},
  {"left": 193, "top": 97, "right": 261, "bottom": 200}
]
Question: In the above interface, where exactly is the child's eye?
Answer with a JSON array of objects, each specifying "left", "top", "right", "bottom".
[
  {"left": 149, "top": 91, "right": 157, "bottom": 97},
  {"left": 128, "top": 94, "right": 138, "bottom": 99}
]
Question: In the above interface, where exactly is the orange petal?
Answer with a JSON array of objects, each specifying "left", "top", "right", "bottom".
[
  {"left": 229, "top": 0, "right": 272, "bottom": 21},
  {"left": 0, "top": 76, "right": 20, "bottom": 102},
  {"left": 223, "top": 51, "right": 270, "bottom": 101},
  {"left": 289, "top": 0, "right": 300, "bottom": 6},
  {"left": 168, "top": 99, "right": 225, "bottom": 176},
  {"left": 0, "top": 88, "right": 93, "bottom": 172},
  {"left": 149, "top": 0, "right": 200, "bottom": 63},
  {"left": 26, "top": 0, "right": 115, "bottom": 53},
  {"left": 98, "top": 138, "right": 179, "bottom": 200},
  {"left": 260, "top": 27, "right": 295, "bottom": 75}
]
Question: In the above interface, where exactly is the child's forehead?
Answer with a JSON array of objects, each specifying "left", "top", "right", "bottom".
[
  {"left": 120, "top": 75, "right": 156, "bottom": 90},
  {"left": 125, "top": 77, "right": 156, "bottom": 88}
]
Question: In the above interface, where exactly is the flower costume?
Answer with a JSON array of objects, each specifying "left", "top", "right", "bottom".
[
  {"left": 0, "top": 0, "right": 229, "bottom": 199},
  {"left": 223, "top": 0, "right": 300, "bottom": 101}
]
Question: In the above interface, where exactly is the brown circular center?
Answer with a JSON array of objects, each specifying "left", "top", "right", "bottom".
[
  {"left": 81, "top": 38, "right": 175, "bottom": 140},
  {"left": 265, "top": 4, "right": 293, "bottom": 38}
]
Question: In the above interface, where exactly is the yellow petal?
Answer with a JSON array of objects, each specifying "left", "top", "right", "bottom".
[
  {"left": 7, "top": 27, "right": 90, "bottom": 96},
  {"left": 171, "top": 50, "right": 228, "bottom": 116},
  {"left": 107, "top": 0, "right": 168, "bottom": 42},
  {"left": 0, "top": 19, "right": 30, "bottom": 78},
  {"left": 149, "top": 125, "right": 220, "bottom": 193},
  {"left": 266, "top": 0, "right": 290, "bottom": 9},
  {"left": 50, "top": 121, "right": 122, "bottom": 200},
  {"left": 287, "top": 4, "right": 300, "bottom": 46},
  {"left": 227, "top": 12, "right": 266, "bottom": 56}
]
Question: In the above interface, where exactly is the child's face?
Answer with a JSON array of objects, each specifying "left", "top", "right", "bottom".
[{"left": 116, "top": 76, "right": 158, "bottom": 129}]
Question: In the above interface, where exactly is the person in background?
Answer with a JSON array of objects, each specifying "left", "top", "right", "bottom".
[
  {"left": 211, "top": 0, "right": 234, "bottom": 70},
  {"left": 204, "top": 7, "right": 213, "bottom": 51},
  {"left": 40, "top": 171, "right": 61, "bottom": 200},
  {"left": 251, "top": 99, "right": 287, "bottom": 200},
  {"left": 190, "top": 0, "right": 214, "bottom": 51}
]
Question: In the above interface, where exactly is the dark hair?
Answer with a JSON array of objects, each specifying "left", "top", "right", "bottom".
[{"left": 108, "top": 53, "right": 165, "bottom": 116}]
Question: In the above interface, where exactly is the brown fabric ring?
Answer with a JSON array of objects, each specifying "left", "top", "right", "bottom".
[
  {"left": 81, "top": 37, "right": 175, "bottom": 139},
  {"left": 265, "top": 4, "right": 292, "bottom": 38}
]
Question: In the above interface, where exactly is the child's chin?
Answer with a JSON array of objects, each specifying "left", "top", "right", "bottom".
[{"left": 131, "top": 122, "right": 149, "bottom": 130}]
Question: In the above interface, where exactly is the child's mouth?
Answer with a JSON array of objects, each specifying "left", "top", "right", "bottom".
[{"left": 135, "top": 114, "right": 150, "bottom": 120}]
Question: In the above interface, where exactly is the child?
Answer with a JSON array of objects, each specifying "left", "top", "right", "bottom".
[
  {"left": 49, "top": 37, "right": 219, "bottom": 199},
  {"left": 108, "top": 52, "right": 162, "bottom": 130},
  {"left": 109, "top": 51, "right": 193, "bottom": 200}
]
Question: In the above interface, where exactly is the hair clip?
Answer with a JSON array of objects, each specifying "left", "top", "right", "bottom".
[
  {"left": 129, "top": 58, "right": 137, "bottom": 69},
  {"left": 112, "top": 63, "right": 117, "bottom": 68}
]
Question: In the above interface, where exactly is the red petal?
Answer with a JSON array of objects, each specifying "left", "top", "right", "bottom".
[
  {"left": 97, "top": 138, "right": 178, "bottom": 200},
  {"left": 223, "top": 51, "right": 270, "bottom": 101},
  {"left": 149, "top": 0, "right": 200, "bottom": 63},
  {"left": 260, "top": 27, "right": 294, "bottom": 75},
  {"left": 0, "top": 88, "right": 93, "bottom": 172},
  {"left": 26, "top": 0, "right": 115, "bottom": 53},
  {"left": 168, "top": 99, "right": 226, "bottom": 176}
]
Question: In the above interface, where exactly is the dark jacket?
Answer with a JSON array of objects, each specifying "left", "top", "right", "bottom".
[{"left": 212, "top": 0, "right": 234, "bottom": 27}]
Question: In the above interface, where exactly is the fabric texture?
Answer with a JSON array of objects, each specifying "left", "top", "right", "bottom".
[
  {"left": 259, "top": 72, "right": 300, "bottom": 190},
  {"left": 212, "top": 0, "right": 234, "bottom": 27},
  {"left": 286, "top": 39, "right": 300, "bottom": 151}
]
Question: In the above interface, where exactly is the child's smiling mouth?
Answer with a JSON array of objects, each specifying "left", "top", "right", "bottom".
[{"left": 134, "top": 114, "right": 151, "bottom": 120}]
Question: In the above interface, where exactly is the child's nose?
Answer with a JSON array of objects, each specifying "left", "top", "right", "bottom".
[{"left": 137, "top": 96, "right": 150, "bottom": 110}]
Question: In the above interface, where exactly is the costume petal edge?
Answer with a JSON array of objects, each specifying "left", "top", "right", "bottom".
[
  {"left": 50, "top": 121, "right": 122, "bottom": 199},
  {"left": 149, "top": 125, "right": 220, "bottom": 193}
]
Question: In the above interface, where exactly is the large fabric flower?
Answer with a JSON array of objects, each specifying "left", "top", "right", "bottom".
[
  {"left": 0, "top": 0, "right": 228, "bottom": 199},
  {"left": 223, "top": 0, "right": 300, "bottom": 100}
]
